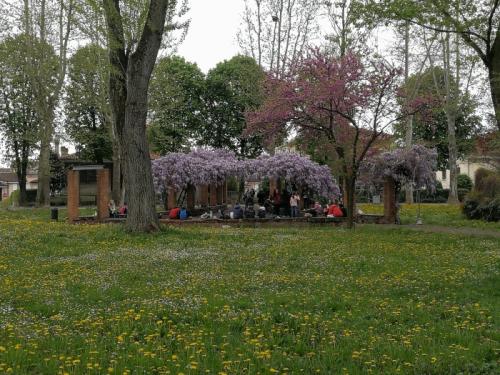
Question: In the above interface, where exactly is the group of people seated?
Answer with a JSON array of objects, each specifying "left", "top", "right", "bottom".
[
  {"left": 231, "top": 189, "right": 346, "bottom": 219},
  {"left": 161, "top": 187, "right": 347, "bottom": 221},
  {"left": 108, "top": 200, "right": 128, "bottom": 218}
]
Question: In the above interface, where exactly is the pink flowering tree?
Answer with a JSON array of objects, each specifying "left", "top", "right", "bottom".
[{"left": 246, "top": 50, "right": 426, "bottom": 227}]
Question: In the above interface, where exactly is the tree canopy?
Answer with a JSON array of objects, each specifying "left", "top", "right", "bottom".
[
  {"left": 202, "top": 55, "right": 266, "bottom": 158},
  {"left": 65, "top": 44, "right": 112, "bottom": 163},
  {"left": 397, "top": 66, "right": 482, "bottom": 170},
  {"left": 0, "top": 34, "right": 58, "bottom": 204},
  {"left": 148, "top": 56, "right": 205, "bottom": 154}
]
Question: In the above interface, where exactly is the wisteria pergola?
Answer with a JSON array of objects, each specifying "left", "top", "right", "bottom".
[
  {"left": 246, "top": 152, "right": 340, "bottom": 198},
  {"left": 362, "top": 145, "right": 438, "bottom": 223},
  {"left": 152, "top": 149, "right": 340, "bottom": 209}
]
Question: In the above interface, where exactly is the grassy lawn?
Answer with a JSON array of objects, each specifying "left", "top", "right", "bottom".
[
  {"left": 0, "top": 208, "right": 499, "bottom": 374},
  {"left": 359, "top": 203, "right": 500, "bottom": 230}
]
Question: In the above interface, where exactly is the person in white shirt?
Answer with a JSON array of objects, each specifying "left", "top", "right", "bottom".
[{"left": 290, "top": 192, "right": 300, "bottom": 218}]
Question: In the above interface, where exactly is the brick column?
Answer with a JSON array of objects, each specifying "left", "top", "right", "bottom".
[
  {"left": 199, "top": 185, "right": 209, "bottom": 207},
  {"left": 186, "top": 185, "right": 195, "bottom": 210},
  {"left": 67, "top": 170, "right": 80, "bottom": 222},
  {"left": 96, "top": 169, "right": 110, "bottom": 221},
  {"left": 383, "top": 177, "right": 397, "bottom": 224},
  {"left": 299, "top": 188, "right": 304, "bottom": 209},
  {"left": 167, "top": 187, "right": 177, "bottom": 209},
  {"left": 222, "top": 181, "right": 228, "bottom": 204},
  {"left": 216, "top": 184, "right": 223, "bottom": 205},
  {"left": 209, "top": 183, "right": 217, "bottom": 207},
  {"left": 269, "top": 177, "right": 278, "bottom": 195}
]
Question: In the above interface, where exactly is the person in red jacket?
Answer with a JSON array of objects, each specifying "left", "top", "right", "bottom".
[
  {"left": 168, "top": 207, "right": 181, "bottom": 219},
  {"left": 327, "top": 202, "right": 344, "bottom": 217}
]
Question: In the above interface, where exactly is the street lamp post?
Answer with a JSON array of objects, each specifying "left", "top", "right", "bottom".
[{"left": 416, "top": 187, "right": 423, "bottom": 225}]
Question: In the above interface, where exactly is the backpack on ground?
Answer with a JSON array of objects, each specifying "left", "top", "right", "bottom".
[{"left": 245, "top": 209, "right": 255, "bottom": 218}]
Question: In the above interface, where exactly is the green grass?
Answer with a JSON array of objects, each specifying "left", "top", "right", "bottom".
[
  {"left": 0, "top": 208, "right": 499, "bottom": 374},
  {"left": 359, "top": 203, "right": 500, "bottom": 230}
]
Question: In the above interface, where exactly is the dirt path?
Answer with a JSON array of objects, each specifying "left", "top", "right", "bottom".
[{"left": 361, "top": 224, "right": 500, "bottom": 239}]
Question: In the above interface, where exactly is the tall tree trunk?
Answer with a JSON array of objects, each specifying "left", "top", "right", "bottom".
[
  {"left": 104, "top": 0, "right": 168, "bottom": 232},
  {"left": 35, "top": 0, "right": 51, "bottom": 207},
  {"left": 403, "top": 20, "right": 414, "bottom": 204},
  {"left": 16, "top": 152, "right": 28, "bottom": 206},
  {"left": 446, "top": 112, "right": 459, "bottom": 203},
  {"left": 122, "top": 61, "right": 159, "bottom": 231},
  {"left": 443, "top": 32, "right": 459, "bottom": 203},
  {"left": 256, "top": 0, "right": 262, "bottom": 68},
  {"left": 488, "top": 64, "right": 500, "bottom": 131},
  {"left": 34, "top": 0, "right": 73, "bottom": 207},
  {"left": 112, "top": 143, "right": 122, "bottom": 204},
  {"left": 36, "top": 112, "right": 54, "bottom": 207}
]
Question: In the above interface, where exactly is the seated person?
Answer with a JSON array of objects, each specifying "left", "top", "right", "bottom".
[
  {"left": 108, "top": 200, "right": 117, "bottom": 218},
  {"left": 118, "top": 202, "right": 128, "bottom": 216},
  {"left": 327, "top": 202, "right": 344, "bottom": 218},
  {"left": 179, "top": 207, "right": 189, "bottom": 220},
  {"left": 232, "top": 203, "right": 243, "bottom": 219},
  {"left": 168, "top": 206, "right": 181, "bottom": 219},
  {"left": 257, "top": 189, "right": 267, "bottom": 206},
  {"left": 257, "top": 206, "right": 266, "bottom": 218},
  {"left": 245, "top": 207, "right": 256, "bottom": 218},
  {"left": 313, "top": 201, "right": 323, "bottom": 216},
  {"left": 339, "top": 202, "right": 348, "bottom": 217}
]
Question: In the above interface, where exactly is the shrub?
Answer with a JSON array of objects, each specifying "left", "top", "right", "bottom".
[
  {"left": 457, "top": 188, "right": 470, "bottom": 202},
  {"left": 474, "top": 168, "right": 492, "bottom": 190},
  {"left": 480, "top": 174, "right": 500, "bottom": 198},
  {"left": 463, "top": 168, "right": 500, "bottom": 222},
  {"left": 0, "top": 190, "right": 20, "bottom": 208},
  {"left": 462, "top": 192, "right": 482, "bottom": 220},
  {"left": 457, "top": 174, "right": 473, "bottom": 192},
  {"left": 481, "top": 197, "right": 500, "bottom": 222}
]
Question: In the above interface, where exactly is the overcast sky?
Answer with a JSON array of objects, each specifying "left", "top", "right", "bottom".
[{"left": 177, "top": 0, "right": 245, "bottom": 72}]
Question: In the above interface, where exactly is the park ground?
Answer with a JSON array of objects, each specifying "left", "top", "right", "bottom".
[{"left": 0, "top": 205, "right": 499, "bottom": 374}]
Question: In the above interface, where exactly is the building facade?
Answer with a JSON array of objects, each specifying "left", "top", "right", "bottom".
[
  {"left": 436, "top": 155, "right": 499, "bottom": 189},
  {"left": 0, "top": 169, "right": 38, "bottom": 201}
]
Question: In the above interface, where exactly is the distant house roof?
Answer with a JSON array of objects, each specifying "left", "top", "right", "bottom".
[
  {"left": 59, "top": 153, "right": 79, "bottom": 160},
  {"left": 0, "top": 170, "right": 18, "bottom": 183},
  {"left": 0, "top": 169, "right": 38, "bottom": 184}
]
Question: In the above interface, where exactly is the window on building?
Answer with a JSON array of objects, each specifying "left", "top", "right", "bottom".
[{"left": 441, "top": 170, "right": 446, "bottom": 180}]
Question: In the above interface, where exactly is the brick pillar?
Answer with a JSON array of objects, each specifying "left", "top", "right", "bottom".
[
  {"left": 186, "top": 185, "right": 195, "bottom": 210},
  {"left": 216, "top": 184, "right": 223, "bottom": 205},
  {"left": 96, "top": 169, "right": 110, "bottom": 221},
  {"left": 167, "top": 187, "right": 177, "bottom": 209},
  {"left": 299, "top": 188, "right": 304, "bottom": 209},
  {"left": 222, "top": 181, "right": 228, "bottom": 204},
  {"left": 209, "top": 183, "right": 217, "bottom": 207},
  {"left": 383, "top": 177, "right": 397, "bottom": 224},
  {"left": 67, "top": 170, "right": 80, "bottom": 222},
  {"left": 199, "top": 185, "right": 209, "bottom": 207},
  {"left": 269, "top": 177, "right": 278, "bottom": 195}
]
